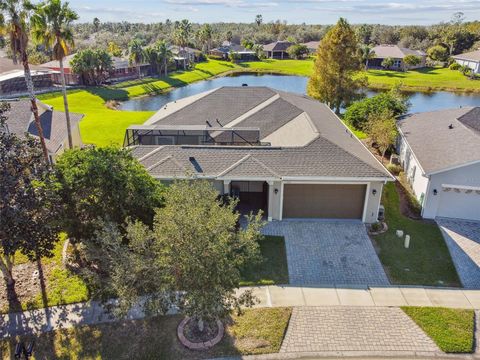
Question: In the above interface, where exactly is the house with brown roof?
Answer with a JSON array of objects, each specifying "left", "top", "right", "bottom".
[
  {"left": 124, "top": 86, "right": 393, "bottom": 222},
  {"left": 4, "top": 99, "right": 84, "bottom": 162},
  {"left": 302, "top": 41, "right": 320, "bottom": 54},
  {"left": 452, "top": 50, "right": 480, "bottom": 73},
  {"left": 397, "top": 107, "right": 480, "bottom": 221},
  {"left": 368, "top": 45, "right": 426, "bottom": 70},
  {"left": 263, "top": 41, "right": 294, "bottom": 59}
]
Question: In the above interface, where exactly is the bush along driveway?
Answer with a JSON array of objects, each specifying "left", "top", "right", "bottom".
[{"left": 371, "top": 183, "right": 461, "bottom": 286}]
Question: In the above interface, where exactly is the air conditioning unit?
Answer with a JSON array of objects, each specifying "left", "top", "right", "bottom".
[{"left": 378, "top": 205, "right": 385, "bottom": 221}]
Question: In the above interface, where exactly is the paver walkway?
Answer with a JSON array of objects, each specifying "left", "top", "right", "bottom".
[
  {"left": 437, "top": 218, "right": 480, "bottom": 289},
  {"left": 280, "top": 307, "right": 439, "bottom": 354},
  {"left": 262, "top": 221, "right": 389, "bottom": 286}
]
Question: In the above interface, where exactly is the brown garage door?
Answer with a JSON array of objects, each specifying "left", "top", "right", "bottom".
[{"left": 282, "top": 184, "right": 367, "bottom": 219}]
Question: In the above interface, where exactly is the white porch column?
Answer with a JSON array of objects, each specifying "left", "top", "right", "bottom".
[
  {"left": 267, "top": 181, "right": 274, "bottom": 222},
  {"left": 223, "top": 180, "right": 231, "bottom": 195}
]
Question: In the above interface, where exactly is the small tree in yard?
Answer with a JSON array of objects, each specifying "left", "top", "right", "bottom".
[
  {"left": 403, "top": 55, "right": 421, "bottom": 69},
  {"left": 286, "top": 44, "right": 308, "bottom": 59},
  {"left": 365, "top": 110, "right": 398, "bottom": 163},
  {"left": 0, "top": 102, "right": 60, "bottom": 289},
  {"left": 97, "top": 180, "right": 264, "bottom": 332},
  {"left": 381, "top": 57, "right": 394, "bottom": 69},
  {"left": 427, "top": 45, "right": 449, "bottom": 63},
  {"left": 53, "top": 147, "right": 164, "bottom": 244}
]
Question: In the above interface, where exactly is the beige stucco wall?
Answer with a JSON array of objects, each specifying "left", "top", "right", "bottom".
[{"left": 363, "top": 181, "right": 384, "bottom": 223}]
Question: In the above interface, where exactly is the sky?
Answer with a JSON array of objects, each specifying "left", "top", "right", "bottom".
[{"left": 70, "top": 0, "right": 480, "bottom": 25}]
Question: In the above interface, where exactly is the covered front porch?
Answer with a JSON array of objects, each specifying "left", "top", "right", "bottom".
[{"left": 222, "top": 180, "right": 281, "bottom": 221}]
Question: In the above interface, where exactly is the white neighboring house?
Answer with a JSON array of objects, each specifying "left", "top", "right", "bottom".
[
  {"left": 397, "top": 107, "right": 480, "bottom": 221},
  {"left": 452, "top": 50, "right": 480, "bottom": 73}
]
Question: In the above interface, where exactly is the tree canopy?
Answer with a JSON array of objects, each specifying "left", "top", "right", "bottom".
[
  {"left": 344, "top": 86, "right": 409, "bottom": 130},
  {"left": 53, "top": 147, "right": 164, "bottom": 244},
  {"left": 307, "top": 18, "right": 366, "bottom": 114},
  {"left": 0, "top": 102, "right": 60, "bottom": 286},
  {"left": 92, "top": 180, "right": 263, "bottom": 325},
  {"left": 70, "top": 48, "right": 113, "bottom": 85}
]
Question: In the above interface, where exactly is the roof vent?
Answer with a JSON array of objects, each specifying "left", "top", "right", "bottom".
[
  {"left": 448, "top": 124, "right": 454, "bottom": 129},
  {"left": 216, "top": 119, "right": 223, "bottom": 127},
  {"left": 206, "top": 120, "right": 212, "bottom": 127},
  {"left": 242, "top": 83, "right": 248, "bottom": 87},
  {"left": 189, "top": 156, "right": 203, "bottom": 173}
]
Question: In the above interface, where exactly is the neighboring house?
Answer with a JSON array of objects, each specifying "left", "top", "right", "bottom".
[
  {"left": 263, "top": 41, "right": 294, "bottom": 59},
  {"left": 452, "top": 50, "right": 480, "bottom": 73},
  {"left": 170, "top": 45, "right": 203, "bottom": 69},
  {"left": 397, "top": 107, "right": 480, "bottom": 221},
  {"left": 368, "top": 45, "right": 426, "bottom": 70},
  {"left": 209, "top": 42, "right": 257, "bottom": 61},
  {"left": 42, "top": 54, "right": 151, "bottom": 84},
  {"left": 0, "top": 58, "right": 55, "bottom": 96},
  {"left": 3, "top": 99, "right": 84, "bottom": 162},
  {"left": 124, "top": 86, "right": 393, "bottom": 223},
  {"left": 302, "top": 41, "right": 320, "bottom": 54}
]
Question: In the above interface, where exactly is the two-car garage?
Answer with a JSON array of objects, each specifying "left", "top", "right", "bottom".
[{"left": 282, "top": 184, "right": 367, "bottom": 220}]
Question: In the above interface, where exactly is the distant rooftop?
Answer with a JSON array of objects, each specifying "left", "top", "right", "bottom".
[{"left": 371, "top": 44, "right": 426, "bottom": 59}]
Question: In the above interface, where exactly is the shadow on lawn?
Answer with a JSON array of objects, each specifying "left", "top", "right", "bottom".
[{"left": 86, "top": 87, "right": 130, "bottom": 102}]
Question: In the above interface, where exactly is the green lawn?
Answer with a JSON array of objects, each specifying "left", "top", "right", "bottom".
[
  {"left": 1, "top": 236, "right": 89, "bottom": 314},
  {"left": 402, "top": 307, "right": 475, "bottom": 353},
  {"left": 240, "top": 236, "right": 289, "bottom": 286},
  {"left": 0, "top": 307, "right": 292, "bottom": 359},
  {"left": 366, "top": 67, "right": 480, "bottom": 92},
  {"left": 371, "top": 182, "right": 461, "bottom": 286}
]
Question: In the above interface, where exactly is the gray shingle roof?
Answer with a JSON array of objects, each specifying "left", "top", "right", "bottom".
[
  {"left": 453, "top": 50, "right": 480, "bottom": 62},
  {"left": 263, "top": 41, "right": 294, "bottom": 52},
  {"left": 151, "top": 87, "right": 276, "bottom": 126},
  {"left": 398, "top": 107, "right": 480, "bottom": 175},
  {"left": 5, "top": 99, "right": 84, "bottom": 153},
  {"left": 371, "top": 45, "right": 426, "bottom": 59},
  {"left": 130, "top": 87, "right": 392, "bottom": 180}
]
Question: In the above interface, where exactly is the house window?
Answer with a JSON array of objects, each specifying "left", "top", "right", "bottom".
[{"left": 394, "top": 60, "right": 402, "bottom": 68}]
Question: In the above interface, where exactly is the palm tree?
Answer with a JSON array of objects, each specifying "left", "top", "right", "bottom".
[
  {"left": 198, "top": 23, "right": 212, "bottom": 53},
  {"left": 93, "top": 16, "right": 99, "bottom": 32},
  {"left": 154, "top": 40, "right": 172, "bottom": 77},
  {"left": 0, "top": 0, "right": 49, "bottom": 162},
  {"left": 173, "top": 19, "right": 191, "bottom": 70},
  {"left": 31, "top": 0, "right": 78, "bottom": 149},
  {"left": 128, "top": 39, "right": 144, "bottom": 78},
  {"left": 360, "top": 44, "right": 375, "bottom": 70}
]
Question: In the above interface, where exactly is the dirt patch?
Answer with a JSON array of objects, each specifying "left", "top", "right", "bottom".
[
  {"left": 395, "top": 178, "right": 422, "bottom": 220},
  {"left": 0, "top": 261, "right": 53, "bottom": 313},
  {"left": 184, "top": 319, "right": 219, "bottom": 343}
]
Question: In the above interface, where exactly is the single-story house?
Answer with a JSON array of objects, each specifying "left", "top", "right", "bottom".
[
  {"left": 452, "top": 50, "right": 480, "bottom": 74},
  {"left": 0, "top": 58, "right": 54, "bottom": 96},
  {"left": 42, "top": 54, "right": 151, "bottom": 84},
  {"left": 125, "top": 86, "right": 393, "bottom": 222},
  {"left": 368, "top": 45, "right": 427, "bottom": 70},
  {"left": 209, "top": 42, "right": 257, "bottom": 61},
  {"left": 302, "top": 41, "right": 320, "bottom": 54},
  {"left": 263, "top": 41, "right": 294, "bottom": 59},
  {"left": 4, "top": 99, "right": 84, "bottom": 162},
  {"left": 397, "top": 107, "right": 480, "bottom": 221}
]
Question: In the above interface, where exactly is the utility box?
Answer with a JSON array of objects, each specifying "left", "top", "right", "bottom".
[{"left": 378, "top": 205, "right": 385, "bottom": 221}]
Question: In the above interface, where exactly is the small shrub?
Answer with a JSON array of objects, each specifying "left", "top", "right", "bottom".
[
  {"left": 370, "top": 222, "right": 382, "bottom": 232},
  {"left": 449, "top": 62, "right": 460, "bottom": 70},
  {"left": 387, "top": 163, "right": 403, "bottom": 175}
]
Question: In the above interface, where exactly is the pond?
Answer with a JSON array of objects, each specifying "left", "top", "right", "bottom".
[{"left": 118, "top": 73, "right": 480, "bottom": 114}]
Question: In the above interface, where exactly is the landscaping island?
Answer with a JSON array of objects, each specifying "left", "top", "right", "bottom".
[{"left": 39, "top": 59, "right": 480, "bottom": 147}]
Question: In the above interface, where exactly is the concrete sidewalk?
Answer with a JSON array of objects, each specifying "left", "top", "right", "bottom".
[
  {"left": 240, "top": 285, "right": 480, "bottom": 309},
  {"left": 1, "top": 285, "right": 480, "bottom": 339}
]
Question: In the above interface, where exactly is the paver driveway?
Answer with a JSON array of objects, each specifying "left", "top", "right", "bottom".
[
  {"left": 280, "top": 307, "right": 439, "bottom": 353},
  {"left": 437, "top": 217, "right": 480, "bottom": 289},
  {"left": 262, "top": 220, "right": 390, "bottom": 286}
]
